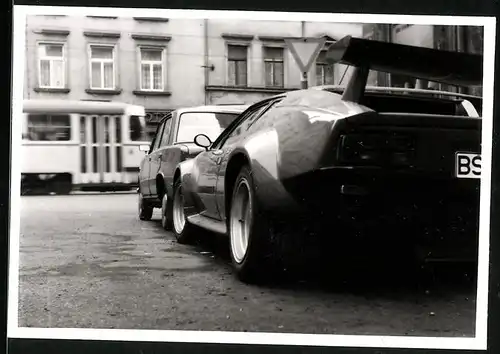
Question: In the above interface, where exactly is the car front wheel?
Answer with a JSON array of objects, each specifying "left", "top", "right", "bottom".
[{"left": 172, "top": 179, "right": 194, "bottom": 244}]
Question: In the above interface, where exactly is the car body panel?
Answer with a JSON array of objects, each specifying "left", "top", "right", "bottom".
[
  {"left": 178, "top": 87, "right": 482, "bottom": 219},
  {"left": 142, "top": 112, "right": 175, "bottom": 197},
  {"left": 216, "top": 129, "right": 282, "bottom": 220},
  {"left": 148, "top": 148, "right": 164, "bottom": 197},
  {"left": 138, "top": 157, "right": 151, "bottom": 196},
  {"left": 190, "top": 145, "right": 221, "bottom": 219}
]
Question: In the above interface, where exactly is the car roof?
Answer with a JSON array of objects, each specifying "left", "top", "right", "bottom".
[
  {"left": 174, "top": 104, "right": 249, "bottom": 115},
  {"left": 23, "top": 99, "right": 146, "bottom": 115}
]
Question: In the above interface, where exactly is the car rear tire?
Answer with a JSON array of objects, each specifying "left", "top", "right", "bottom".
[
  {"left": 229, "top": 165, "right": 278, "bottom": 284},
  {"left": 138, "top": 191, "right": 153, "bottom": 221},
  {"left": 172, "top": 179, "right": 194, "bottom": 244},
  {"left": 161, "top": 192, "right": 173, "bottom": 231}
]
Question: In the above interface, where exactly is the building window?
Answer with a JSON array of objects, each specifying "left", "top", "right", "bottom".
[
  {"left": 38, "top": 43, "right": 65, "bottom": 88},
  {"left": 315, "top": 51, "right": 335, "bottom": 85},
  {"left": 89, "top": 45, "right": 115, "bottom": 89},
  {"left": 263, "top": 47, "right": 284, "bottom": 88},
  {"left": 26, "top": 114, "right": 71, "bottom": 141},
  {"left": 227, "top": 45, "right": 248, "bottom": 86},
  {"left": 140, "top": 48, "right": 164, "bottom": 91}
]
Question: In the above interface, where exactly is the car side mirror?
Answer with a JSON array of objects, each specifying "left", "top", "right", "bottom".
[
  {"left": 194, "top": 134, "right": 212, "bottom": 150},
  {"left": 139, "top": 144, "right": 150, "bottom": 154}
]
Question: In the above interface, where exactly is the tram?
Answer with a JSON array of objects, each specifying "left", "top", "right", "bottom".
[{"left": 21, "top": 99, "right": 153, "bottom": 195}]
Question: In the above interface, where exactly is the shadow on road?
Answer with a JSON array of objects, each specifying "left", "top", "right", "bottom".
[{"left": 148, "top": 218, "right": 477, "bottom": 300}]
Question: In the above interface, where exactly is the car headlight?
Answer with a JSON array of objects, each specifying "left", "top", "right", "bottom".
[{"left": 337, "top": 133, "right": 415, "bottom": 167}]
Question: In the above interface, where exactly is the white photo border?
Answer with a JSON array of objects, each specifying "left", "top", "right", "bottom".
[{"left": 8, "top": 5, "right": 497, "bottom": 351}]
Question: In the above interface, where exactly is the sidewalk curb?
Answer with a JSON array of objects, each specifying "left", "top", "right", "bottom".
[{"left": 72, "top": 190, "right": 137, "bottom": 195}]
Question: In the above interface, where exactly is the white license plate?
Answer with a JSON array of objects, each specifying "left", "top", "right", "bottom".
[{"left": 455, "top": 152, "right": 481, "bottom": 179}]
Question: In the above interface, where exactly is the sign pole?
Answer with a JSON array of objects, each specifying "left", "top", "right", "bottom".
[{"left": 301, "top": 72, "right": 308, "bottom": 89}]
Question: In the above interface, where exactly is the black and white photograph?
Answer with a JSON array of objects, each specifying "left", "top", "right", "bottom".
[{"left": 7, "top": 5, "right": 497, "bottom": 352}]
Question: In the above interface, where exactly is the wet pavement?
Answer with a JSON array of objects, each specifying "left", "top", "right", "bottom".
[{"left": 18, "top": 193, "right": 477, "bottom": 336}]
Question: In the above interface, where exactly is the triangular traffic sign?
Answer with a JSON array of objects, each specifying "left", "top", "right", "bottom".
[{"left": 285, "top": 37, "right": 327, "bottom": 73}]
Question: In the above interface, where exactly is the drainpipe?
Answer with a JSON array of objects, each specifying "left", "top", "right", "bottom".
[{"left": 203, "top": 19, "right": 209, "bottom": 105}]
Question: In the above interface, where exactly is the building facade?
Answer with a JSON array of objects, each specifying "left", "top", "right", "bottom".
[
  {"left": 204, "top": 19, "right": 363, "bottom": 104},
  {"left": 24, "top": 15, "right": 363, "bottom": 125},
  {"left": 24, "top": 16, "right": 483, "bottom": 128}
]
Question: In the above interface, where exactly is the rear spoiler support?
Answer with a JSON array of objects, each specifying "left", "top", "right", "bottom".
[{"left": 341, "top": 66, "right": 369, "bottom": 102}]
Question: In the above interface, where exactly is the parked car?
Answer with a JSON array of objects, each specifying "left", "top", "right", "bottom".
[
  {"left": 137, "top": 104, "right": 248, "bottom": 230},
  {"left": 171, "top": 35, "right": 484, "bottom": 283}
]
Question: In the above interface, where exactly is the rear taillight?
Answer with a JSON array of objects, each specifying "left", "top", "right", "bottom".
[{"left": 337, "top": 133, "right": 416, "bottom": 167}]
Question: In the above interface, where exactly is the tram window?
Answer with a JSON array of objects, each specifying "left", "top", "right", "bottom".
[
  {"left": 26, "top": 114, "right": 71, "bottom": 141},
  {"left": 129, "top": 115, "right": 157, "bottom": 142},
  {"left": 129, "top": 116, "right": 143, "bottom": 141}
]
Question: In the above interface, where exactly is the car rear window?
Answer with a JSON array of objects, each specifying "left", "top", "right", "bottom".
[
  {"left": 324, "top": 89, "right": 481, "bottom": 117},
  {"left": 359, "top": 94, "right": 469, "bottom": 116},
  {"left": 176, "top": 112, "right": 240, "bottom": 143}
]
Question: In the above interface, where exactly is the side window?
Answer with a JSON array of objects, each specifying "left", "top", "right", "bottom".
[
  {"left": 159, "top": 118, "right": 173, "bottom": 147},
  {"left": 218, "top": 104, "right": 271, "bottom": 147},
  {"left": 26, "top": 114, "right": 71, "bottom": 141},
  {"left": 144, "top": 121, "right": 159, "bottom": 141},
  {"left": 243, "top": 104, "right": 272, "bottom": 130},
  {"left": 150, "top": 121, "right": 165, "bottom": 152},
  {"left": 245, "top": 99, "right": 282, "bottom": 132},
  {"left": 130, "top": 115, "right": 160, "bottom": 142},
  {"left": 145, "top": 111, "right": 171, "bottom": 140}
]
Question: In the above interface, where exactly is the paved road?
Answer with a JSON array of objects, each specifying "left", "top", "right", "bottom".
[{"left": 18, "top": 194, "right": 477, "bottom": 336}]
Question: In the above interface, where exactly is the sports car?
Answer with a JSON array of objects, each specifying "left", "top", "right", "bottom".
[{"left": 171, "top": 36, "right": 483, "bottom": 283}]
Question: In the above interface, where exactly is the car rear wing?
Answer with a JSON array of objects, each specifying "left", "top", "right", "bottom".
[{"left": 325, "top": 35, "right": 483, "bottom": 103}]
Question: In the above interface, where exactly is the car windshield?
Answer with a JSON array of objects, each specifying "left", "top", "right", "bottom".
[{"left": 176, "top": 112, "right": 240, "bottom": 143}]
